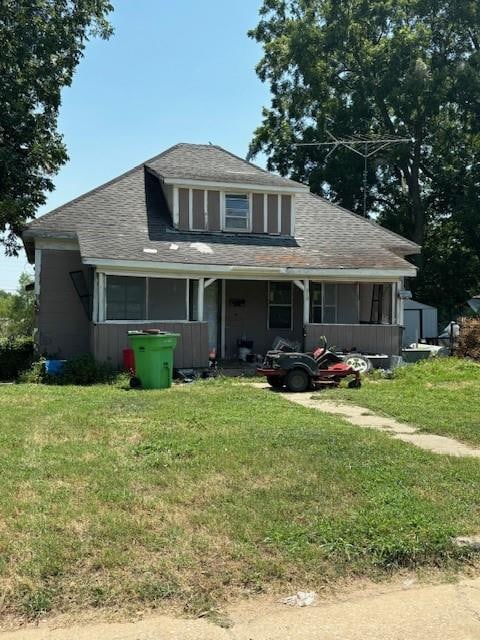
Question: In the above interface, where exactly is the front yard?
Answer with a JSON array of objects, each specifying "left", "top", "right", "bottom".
[
  {"left": 0, "top": 364, "right": 479, "bottom": 621},
  {"left": 322, "top": 357, "right": 480, "bottom": 446}
]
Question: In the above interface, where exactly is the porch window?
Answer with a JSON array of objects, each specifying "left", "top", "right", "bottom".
[
  {"left": 224, "top": 194, "right": 249, "bottom": 231},
  {"left": 106, "top": 276, "right": 146, "bottom": 320},
  {"left": 310, "top": 283, "right": 337, "bottom": 323},
  {"left": 268, "top": 282, "right": 292, "bottom": 329},
  {"left": 105, "top": 275, "right": 187, "bottom": 321},
  {"left": 148, "top": 278, "right": 187, "bottom": 320}
]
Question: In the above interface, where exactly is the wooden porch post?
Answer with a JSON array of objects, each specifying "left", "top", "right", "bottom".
[
  {"left": 303, "top": 279, "right": 310, "bottom": 325},
  {"left": 197, "top": 277, "right": 205, "bottom": 321},
  {"left": 221, "top": 279, "right": 226, "bottom": 359},
  {"left": 397, "top": 278, "right": 404, "bottom": 326},
  {"left": 391, "top": 282, "right": 397, "bottom": 325}
]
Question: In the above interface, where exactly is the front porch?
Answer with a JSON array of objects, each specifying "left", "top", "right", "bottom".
[{"left": 91, "top": 272, "right": 405, "bottom": 369}]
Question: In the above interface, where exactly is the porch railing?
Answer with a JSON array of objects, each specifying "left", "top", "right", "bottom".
[
  {"left": 305, "top": 323, "right": 403, "bottom": 355},
  {"left": 91, "top": 322, "right": 209, "bottom": 368}
]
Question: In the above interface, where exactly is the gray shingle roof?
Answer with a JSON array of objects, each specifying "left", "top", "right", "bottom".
[
  {"left": 147, "top": 143, "right": 307, "bottom": 189},
  {"left": 24, "top": 143, "right": 420, "bottom": 272}
]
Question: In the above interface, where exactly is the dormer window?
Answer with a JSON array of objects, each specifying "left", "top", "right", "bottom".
[{"left": 224, "top": 194, "right": 250, "bottom": 231}]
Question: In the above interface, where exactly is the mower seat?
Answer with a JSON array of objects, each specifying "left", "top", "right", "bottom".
[{"left": 313, "top": 346, "right": 326, "bottom": 360}]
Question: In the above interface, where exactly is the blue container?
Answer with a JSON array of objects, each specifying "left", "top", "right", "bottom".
[{"left": 44, "top": 359, "right": 67, "bottom": 375}]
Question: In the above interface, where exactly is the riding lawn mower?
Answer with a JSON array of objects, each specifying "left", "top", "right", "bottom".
[{"left": 256, "top": 338, "right": 362, "bottom": 392}]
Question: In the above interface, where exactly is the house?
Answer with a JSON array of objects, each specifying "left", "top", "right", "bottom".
[{"left": 22, "top": 143, "right": 420, "bottom": 369}]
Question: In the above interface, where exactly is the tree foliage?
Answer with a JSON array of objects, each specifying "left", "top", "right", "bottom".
[
  {"left": 249, "top": 0, "right": 480, "bottom": 319},
  {"left": 0, "top": 0, "right": 113, "bottom": 254},
  {"left": 0, "top": 272, "right": 35, "bottom": 337}
]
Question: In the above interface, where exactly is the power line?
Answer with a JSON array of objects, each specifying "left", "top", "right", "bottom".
[{"left": 294, "top": 130, "right": 411, "bottom": 217}]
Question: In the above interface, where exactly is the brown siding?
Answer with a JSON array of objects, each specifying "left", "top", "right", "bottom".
[
  {"left": 224, "top": 280, "right": 303, "bottom": 358},
  {"left": 252, "top": 193, "right": 264, "bottom": 233},
  {"left": 38, "top": 250, "right": 91, "bottom": 358},
  {"left": 281, "top": 195, "right": 291, "bottom": 235},
  {"left": 207, "top": 190, "right": 221, "bottom": 231},
  {"left": 178, "top": 188, "right": 189, "bottom": 229},
  {"left": 192, "top": 189, "right": 205, "bottom": 230},
  {"left": 267, "top": 194, "right": 278, "bottom": 234},
  {"left": 92, "top": 322, "right": 209, "bottom": 369},
  {"left": 305, "top": 324, "right": 402, "bottom": 355}
]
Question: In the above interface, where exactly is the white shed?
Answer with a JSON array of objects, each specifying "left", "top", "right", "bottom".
[{"left": 403, "top": 299, "right": 438, "bottom": 347}]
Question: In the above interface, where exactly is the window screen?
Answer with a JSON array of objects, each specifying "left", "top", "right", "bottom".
[
  {"left": 106, "top": 276, "right": 146, "bottom": 320},
  {"left": 148, "top": 278, "right": 187, "bottom": 320},
  {"left": 310, "top": 283, "right": 337, "bottom": 323},
  {"left": 225, "top": 194, "right": 249, "bottom": 230},
  {"left": 268, "top": 282, "right": 292, "bottom": 329}
]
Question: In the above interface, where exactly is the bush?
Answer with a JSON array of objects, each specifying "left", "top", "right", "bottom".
[
  {"left": 456, "top": 317, "right": 480, "bottom": 361},
  {"left": 61, "top": 354, "right": 115, "bottom": 385},
  {"left": 19, "top": 358, "right": 48, "bottom": 384},
  {"left": 0, "top": 336, "right": 34, "bottom": 381},
  {"left": 20, "top": 354, "right": 116, "bottom": 385}
]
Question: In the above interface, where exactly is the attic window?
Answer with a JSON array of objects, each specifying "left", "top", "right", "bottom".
[{"left": 224, "top": 194, "right": 250, "bottom": 231}]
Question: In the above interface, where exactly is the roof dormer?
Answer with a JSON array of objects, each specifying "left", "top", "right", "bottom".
[{"left": 145, "top": 143, "right": 308, "bottom": 236}]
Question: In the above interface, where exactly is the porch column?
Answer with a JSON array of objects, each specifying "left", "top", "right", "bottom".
[
  {"left": 397, "top": 279, "right": 405, "bottom": 326},
  {"left": 303, "top": 279, "right": 310, "bottom": 325},
  {"left": 221, "top": 279, "right": 226, "bottom": 359},
  {"left": 98, "top": 272, "right": 106, "bottom": 322},
  {"left": 391, "top": 282, "right": 397, "bottom": 325},
  {"left": 197, "top": 277, "right": 205, "bottom": 321}
]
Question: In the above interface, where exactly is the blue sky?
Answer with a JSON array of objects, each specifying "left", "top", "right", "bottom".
[{"left": 1, "top": 0, "right": 271, "bottom": 291}]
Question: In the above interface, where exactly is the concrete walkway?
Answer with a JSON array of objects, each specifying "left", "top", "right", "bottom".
[
  {"left": 2, "top": 576, "right": 480, "bottom": 639},
  {"left": 253, "top": 384, "right": 480, "bottom": 458}
]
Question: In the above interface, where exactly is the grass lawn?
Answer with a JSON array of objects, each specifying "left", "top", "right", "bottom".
[
  {"left": 0, "top": 375, "right": 479, "bottom": 620},
  {"left": 321, "top": 357, "right": 480, "bottom": 446}
]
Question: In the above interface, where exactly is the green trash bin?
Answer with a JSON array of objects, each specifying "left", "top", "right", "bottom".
[{"left": 128, "top": 330, "right": 180, "bottom": 389}]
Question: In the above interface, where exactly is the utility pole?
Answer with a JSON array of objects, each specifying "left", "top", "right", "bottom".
[{"left": 294, "top": 131, "right": 410, "bottom": 217}]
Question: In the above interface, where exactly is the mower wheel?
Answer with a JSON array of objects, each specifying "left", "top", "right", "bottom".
[
  {"left": 344, "top": 353, "right": 372, "bottom": 374},
  {"left": 129, "top": 376, "right": 142, "bottom": 389},
  {"left": 348, "top": 378, "right": 362, "bottom": 389},
  {"left": 267, "top": 376, "right": 285, "bottom": 389},
  {"left": 285, "top": 368, "right": 310, "bottom": 393}
]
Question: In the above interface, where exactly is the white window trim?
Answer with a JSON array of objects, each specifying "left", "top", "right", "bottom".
[
  {"left": 166, "top": 177, "right": 308, "bottom": 194},
  {"left": 204, "top": 190, "right": 208, "bottom": 229},
  {"left": 222, "top": 192, "right": 252, "bottom": 233},
  {"left": 267, "top": 281, "right": 293, "bottom": 330},
  {"left": 290, "top": 194, "right": 296, "bottom": 236},
  {"left": 173, "top": 186, "right": 179, "bottom": 226}
]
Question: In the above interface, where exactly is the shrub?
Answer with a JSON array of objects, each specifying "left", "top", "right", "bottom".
[
  {"left": 19, "top": 358, "right": 48, "bottom": 384},
  {"left": 61, "top": 354, "right": 115, "bottom": 385},
  {"left": 456, "top": 317, "right": 480, "bottom": 361},
  {"left": 0, "top": 336, "right": 34, "bottom": 381},
  {"left": 20, "top": 354, "right": 116, "bottom": 385}
]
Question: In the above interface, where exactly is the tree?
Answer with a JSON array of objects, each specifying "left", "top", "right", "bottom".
[
  {"left": 0, "top": 272, "right": 34, "bottom": 337},
  {"left": 0, "top": 0, "right": 113, "bottom": 255},
  {"left": 249, "top": 0, "right": 480, "bottom": 316}
]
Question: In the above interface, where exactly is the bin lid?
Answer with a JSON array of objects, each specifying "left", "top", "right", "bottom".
[{"left": 127, "top": 330, "right": 180, "bottom": 337}]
